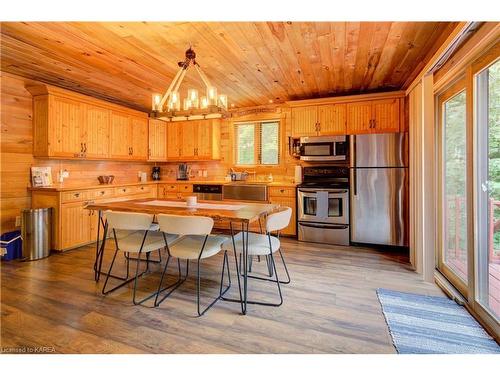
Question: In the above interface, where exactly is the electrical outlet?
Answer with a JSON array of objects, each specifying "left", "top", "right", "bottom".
[{"left": 15, "top": 216, "right": 21, "bottom": 227}]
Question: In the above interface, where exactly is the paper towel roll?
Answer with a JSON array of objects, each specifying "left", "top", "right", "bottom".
[{"left": 294, "top": 165, "right": 302, "bottom": 184}]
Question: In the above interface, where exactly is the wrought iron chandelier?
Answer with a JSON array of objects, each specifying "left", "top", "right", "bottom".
[{"left": 150, "top": 47, "right": 228, "bottom": 121}]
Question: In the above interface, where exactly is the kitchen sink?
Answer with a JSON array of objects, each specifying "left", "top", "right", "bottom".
[{"left": 222, "top": 183, "right": 268, "bottom": 202}]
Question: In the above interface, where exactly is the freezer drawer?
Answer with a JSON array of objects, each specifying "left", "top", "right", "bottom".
[
  {"left": 350, "top": 167, "right": 407, "bottom": 246},
  {"left": 298, "top": 222, "right": 350, "bottom": 246}
]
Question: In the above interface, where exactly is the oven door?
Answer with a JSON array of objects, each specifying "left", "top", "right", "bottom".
[
  {"left": 298, "top": 188, "right": 349, "bottom": 224},
  {"left": 298, "top": 222, "right": 350, "bottom": 246}
]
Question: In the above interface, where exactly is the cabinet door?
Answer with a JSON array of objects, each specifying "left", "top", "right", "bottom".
[
  {"left": 372, "top": 98, "right": 400, "bottom": 133},
  {"left": 346, "top": 101, "right": 373, "bottom": 134},
  {"left": 167, "top": 122, "right": 181, "bottom": 159},
  {"left": 317, "top": 104, "right": 346, "bottom": 135},
  {"left": 85, "top": 104, "right": 110, "bottom": 158},
  {"left": 61, "top": 201, "right": 91, "bottom": 249},
  {"left": 268, "top": 196, "right": 297, "bottom": 236},
  {"left": 130, "top": 116, "right": 148, "bottom": 160},
  {"left": 110, "top": 112, "right": 132, "bottom": 158},
  {"left": 51, "top": 96, "right": 85, "bottom": 157},
  {"left": 291, "top": 106, "right": 318, "bottom": 137},
  {"left": 196, "top": 120, "right": 212, "bottom": 160},
  {"left": 148, "top": 119, "right": 167, "bottom": 161},
  {"left": 180, "top": 121, "right": 197, "bottom": 159}
]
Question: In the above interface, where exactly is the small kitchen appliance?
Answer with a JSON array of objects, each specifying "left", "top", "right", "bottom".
[
  {"left": 152, "top": 167, "right": 161, "bottom": 181},
  {"left": 177, "top": 163, "right": 190, "bottom": 181}
]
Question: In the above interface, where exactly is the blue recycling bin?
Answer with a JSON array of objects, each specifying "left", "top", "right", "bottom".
[{"left": 1, "top": 230, "right": 22, "bottom": 261}]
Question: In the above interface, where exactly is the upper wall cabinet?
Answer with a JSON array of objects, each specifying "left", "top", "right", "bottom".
[
  {"left": 347, "top": 98, "right": 401, "bottom": 134},
  {"left": 291, "top": 104, "right": 346, "bottom": 137},
  {"left": 289, "top": 92, "right": 405, "bottom": 137},
  {"left": 27, "top": 85, "right": 148, "bottom": 161},
  {"left": 166, "top": 119, "right": 221, "bottom": 161},
  {"left": 148, "top": 119, "right": 168, "bottom": 161}
]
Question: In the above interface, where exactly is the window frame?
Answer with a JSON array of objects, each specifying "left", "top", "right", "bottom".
[
  {"left": 234, "top": 119, "right": 281, "bottom": 167},
  {"left": 436, "top": 76, "right": 470, "bottom": 298}
]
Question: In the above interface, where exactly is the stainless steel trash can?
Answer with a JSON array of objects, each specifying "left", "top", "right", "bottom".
[{"left": 21, "top": 208, "right": 52, "bottom": 260}]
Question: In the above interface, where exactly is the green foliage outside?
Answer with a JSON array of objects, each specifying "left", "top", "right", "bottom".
[
  {"left": 444, "top": 90, "right": 468, "bottom": 262},
  {"left": 488, "top": 61, "right": 500, "bottom": 253},
  {"left": 236, "top": 124, "right": 255, "bottom": 165}
]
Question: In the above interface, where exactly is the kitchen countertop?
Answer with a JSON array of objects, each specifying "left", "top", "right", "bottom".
[{"left": 29, "top": 179, "right": 297, "bottom": 192}]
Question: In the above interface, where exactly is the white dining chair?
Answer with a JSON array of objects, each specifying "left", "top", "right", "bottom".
[
  {"left": 154, "top": 214, "right": 230, "bottom": 316},
  {"left": 101, "top": 210, "right": 178, "bottom": 305},
  {"left": 221, "top": 207, "right": 292, "bottom": 310}
]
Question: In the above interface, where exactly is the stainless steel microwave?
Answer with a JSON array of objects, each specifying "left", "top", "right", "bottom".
[{"left": 299, "top": 135, "right": 348, "bottom": 162}]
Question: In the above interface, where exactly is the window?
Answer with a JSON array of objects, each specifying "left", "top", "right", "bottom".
[
  {"left": 437, "top": 77, "right": 469, "bottom": 296},
  {"left": 234, "top": 121, "right": 280, "bottom": 165},
  {"left": 476, "top": 59, "right": 500, "bottom": 321}
]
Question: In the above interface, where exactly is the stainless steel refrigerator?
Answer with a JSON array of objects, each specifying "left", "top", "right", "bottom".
[{"left": 349, "top": 133, "right": 408, "bottom": 247}]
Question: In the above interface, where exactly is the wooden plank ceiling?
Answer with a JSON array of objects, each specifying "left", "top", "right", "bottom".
[{"left": 0, "top": 22, "right": 457, "bottom": 111}]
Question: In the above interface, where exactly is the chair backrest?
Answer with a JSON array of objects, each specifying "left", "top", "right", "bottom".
[
  {"left": 105, "top": 210, "right": 154, "bottom": 231},
  {"left": 266, "top": 207, "right": 292, "bottom": 233},
  {"left": 157, "top": 214, "right": 214, "bottom": 236}
]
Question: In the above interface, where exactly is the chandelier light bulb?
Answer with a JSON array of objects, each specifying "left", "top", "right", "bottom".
[
  {"left": 200, "top": 96, "right": 208, "bottom": 109},
  {"left": 152, "top": 93, "right": 162, "bottom": 111}
]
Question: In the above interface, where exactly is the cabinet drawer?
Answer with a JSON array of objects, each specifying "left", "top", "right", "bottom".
[
  {"left": 163, "top": 184, "right": 178, "bottom": 192},
  {"left": 91, "top": 188, "right": 115, "bottom": 199},
  {"left": 269, "top": 186, "right": 295, "bottom": 198},
  {"left": 136, "top": 184, "right": 152, "bottom": 194},
  {"left": 178, "top": 184, "right": 193, "bottom": 193},
  {"left": 114, "top": 186, "right": 137, "bottom": 196},
  {"left": 61, "top": 190, "right": 89, "bottom": 203}
]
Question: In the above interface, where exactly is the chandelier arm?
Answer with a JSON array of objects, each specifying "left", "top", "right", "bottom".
[
  {"left": 172, "top": 68, "right": 188, "bottom": 95},
  {"left": 194, "top": 63, "right": 212, "bottom": 89},
  {"left": 159, "top": 66, "right": 186, "bottom": 109}
]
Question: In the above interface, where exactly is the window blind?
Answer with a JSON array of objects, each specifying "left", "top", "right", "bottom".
[{"left": 234, "top": 121, "right": 280, "bottom": 166}]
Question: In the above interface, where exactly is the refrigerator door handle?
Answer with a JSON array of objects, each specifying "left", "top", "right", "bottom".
[
  {"left": 351, "top": 168, "right": 357, "bottom": 196},
  {"left": 350, "top": 135, "right": 356, "bottom": 168}
]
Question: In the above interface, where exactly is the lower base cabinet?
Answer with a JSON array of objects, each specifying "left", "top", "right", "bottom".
[
  {"left": 31, "top": 183, "right": 157, "bottom": 251},
  {"left": 268, "top": 187, "right": 297, "bottom": 236}
]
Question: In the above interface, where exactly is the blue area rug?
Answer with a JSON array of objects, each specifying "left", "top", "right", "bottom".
[{"left": 376, "top": 288, "right": 500, "bottom": 354}]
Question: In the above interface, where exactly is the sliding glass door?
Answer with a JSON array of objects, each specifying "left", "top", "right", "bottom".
[
  {"left": 438, "top": 79, "right": 469, "bottom": 296},
  {"left": 475, "top": 58, "right": 500, "bottom": 322}
]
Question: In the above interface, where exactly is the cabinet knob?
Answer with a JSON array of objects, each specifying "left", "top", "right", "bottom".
[
  {"left": 75, "top": 193, "right": 80, "bottom": 197},
  {"left": 280, "top": 189, "right": 285, "bottom": 193}
]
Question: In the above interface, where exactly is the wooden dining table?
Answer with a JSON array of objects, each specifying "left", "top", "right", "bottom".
[{"left": 86, "top": 198, "right": 279, "bottom": 315}]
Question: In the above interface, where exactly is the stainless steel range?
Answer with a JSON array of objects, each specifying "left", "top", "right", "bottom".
[{"left": 297, "top": 166, "right": 350, "bottom": 246}]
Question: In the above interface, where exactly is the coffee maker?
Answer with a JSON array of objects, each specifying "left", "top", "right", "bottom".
[
  {"left": 151, "top": 166, "right": 161, "bottom": 181},
  {"left": 177, "top": 163, "right": 190, "bottom": 181}
]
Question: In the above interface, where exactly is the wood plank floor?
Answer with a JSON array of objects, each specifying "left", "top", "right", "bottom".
[{"left": 0, "top": 238, "right": 445, "bottom": 353}]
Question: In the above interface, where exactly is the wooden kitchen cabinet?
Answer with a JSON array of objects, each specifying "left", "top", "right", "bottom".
[
  {"left": 347, "top": 98, "right": 401, "bottom": 134},
  {"left": 28, "top": 84, "right": 148, "bottom": 160},
  {"left": 130, "top": 117, "right": 149, "bottom": 160},
  {"left": 109, "top": 111, "right": 131, "bottom": 158},
  {"left": 180, "top": 121, "right": 197, "bottom": 159},
  {"left": 166, "top": 122, "right": 182, "bottom": 159},
  {"left": 291, "top": 106, "right": 318, "bottom": 136},
  {"left": 148, "top": 119, "right": 168, "bottom": 161},
  {"left": 60, "top": 201, "right": 92, "bottom": 249},
  {"left": 166, "top": 119, "right": 221, "bottom": 161},
  {"left": 346, "top": 101, "right": 373, "bottom": 134},
  {"left": 85, "top": 104, "right": 110, "bottom": 158},
  {"left": 110, "top": 112, "right": 148, "bottom": 160},
  {"left": 268, "top": 186, "right": 296, "bottom": 236},
  {"left": 291, "top": 104, "right": 346, "bottom": 137}
]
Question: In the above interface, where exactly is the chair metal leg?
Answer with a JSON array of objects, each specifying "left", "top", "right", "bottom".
[
  {"left": 196, "top": 251, "right": 232, "bottom": 317},
  {"left": 154, "top": 257, "right": 189, "bottom": 307}
]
